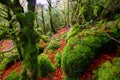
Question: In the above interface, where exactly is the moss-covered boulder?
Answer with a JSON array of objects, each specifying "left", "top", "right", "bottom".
[
  {"left": 38, "top": 53, "right": 55, "bottom": 77},
  {"left": 95, "top": 58, "right": 120, "bottom": 80},
  {"left": 62, "top": 19, "right": 120, "bottom": 79},
  {"left": 62, "top": 37, "right": 94, "bottom": 79}
]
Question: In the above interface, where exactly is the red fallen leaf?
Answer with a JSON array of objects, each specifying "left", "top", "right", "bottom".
[
  {"left": 40, "top": 41, "right": 46, "bottom": 48},
  {"left": 57, "top": 40, "right": 66, "bottom": 52},
  {"left": 0, "top": 62, "right": 22, "bottom": 80},
  {"left": 53, "top": 27, "right": 69, "bottom": 38}
]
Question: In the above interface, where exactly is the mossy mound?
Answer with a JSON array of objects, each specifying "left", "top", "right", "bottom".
[
  {"left": 62, "top": 19, "right": 120, "bottom": 79},
  {"left": 0, "top": 54, "right": 19, "bottom": 70},
  {"left": 5, "top": 70, "right": 21, "bottom": 80},
  {"left": 46, "top": 39, "right": 60, "bottom": 51},
  {"left": 38, "top": 53, "right": 55, "bottom": 77},
  {"left": 95, "top": 57, "right": 120, "bottom": 80},
  {"left": 62, "top": 37, "right": 94, "bottom": 78}
]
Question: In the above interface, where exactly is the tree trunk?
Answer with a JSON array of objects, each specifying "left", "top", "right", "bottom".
[
  {"left": 67, "top": 0, "right": 70, "bottom": 27},
  {"left": 41, "top": 6, "right": 46, "bottom": 35},
  {"left": 47, "top": 0, "right": 56, "bottom": 34},
  {"left": 0, "top": 0, "right": 39, "bottom": 80}
]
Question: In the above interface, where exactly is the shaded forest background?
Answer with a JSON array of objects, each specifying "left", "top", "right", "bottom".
[{"left": 0, "top": 0, "right": 120, "bottom": 80}]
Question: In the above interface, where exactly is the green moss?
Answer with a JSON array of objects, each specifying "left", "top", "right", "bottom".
[
  {"left": 46, "top": 40, "right": 60, "bottom": 51},
  {"left": 66, "top": 23, "right": 83, "bottom": 40},
  {"left": 55, "top": 52, "right": 62, "bottom": 67},
  {"left": 107, "top": 20, "right": 120, "bottom": 38},
  {"left": 26, "top": 11, "right": 35, "bottom": 23},
  {"left": 81, "top": 36, "right": 101, "bottom": 51},
  {"left": 40, "top": 35, "right": 49, "bottom": 42},
  {"left": 62, "top": 19, "right": 120, "bottom": 79},
  {"left": 82, "top": 4, "right": 95, "bottom": 22},
  {"left": 61, "top": 39, "right": 94, "bottom": 78},
  {"left": 5, "top": 70, "right": 21, "bottom": 80},
  {"left": 0, "top": 54, "right": 18, "bottom": 70},
  {"left": 37, "top": 44, "right": 44, "bottom": 54},
  {"left": 16, "top": 13, "right": 26, "bottom": 25},
  {"left": 38, "top": 53, "right": 55, "bottom": 77},
  {"left": 96, "top": 58, "right": 120, "bottom": 80}
]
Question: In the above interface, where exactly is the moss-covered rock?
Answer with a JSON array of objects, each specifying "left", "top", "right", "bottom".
[
  {"left": 5, "top": 70, "right": 21, "bottom": 80},
  {"left": 61, "top": 38, "right": 94, "bottom": 78},
  {"left": 38, "top": 53, "right": 55, "bottom": 77},
  {"left": 62, "top": 19, "right": 120, "bottom": 79},
  {"left": 95, "top": 57, "right": 120, "bottom": 80},
  {"left": 55, "top": 52, "right": 62, "bottom": 67}
]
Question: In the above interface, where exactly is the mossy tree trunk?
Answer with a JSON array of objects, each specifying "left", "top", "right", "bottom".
[{"left": 0, "top": 0, "right": 39, "bottom": 80}]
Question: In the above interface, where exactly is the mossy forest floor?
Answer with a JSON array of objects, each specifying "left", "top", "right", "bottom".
[{"left": 0, "top": 27, "right": 120, "bottom": 80}]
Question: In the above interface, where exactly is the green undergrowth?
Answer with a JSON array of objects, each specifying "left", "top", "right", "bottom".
[
  {"left": 95, "top": 57, "right": 120, "bottom": 80},
  {"left": 5, "top": 70, "right": 21, "bottom": 80},
  {"left": 55, "top": 52, "right": 62, "bottom": 67},
  {"left": 62, "top": 42, "right": 94, "bottom": 79},
  {"left": 0, "top": 53, "right": 19, "bottom": 70},
  {"left": 66, "top": 23, "right": 83, "bottom": 41},
  {"left": 38, "top": 53, "right": 55, "bottom": 77},
  {"left": 40, "top": 35, "right": 49, "bottom": 42},
  {"left": 61, "top": 19, "right": 120, "bottom": 79},
  {"left": 46, "top": 39, "right": 60, "bottom": 51}
]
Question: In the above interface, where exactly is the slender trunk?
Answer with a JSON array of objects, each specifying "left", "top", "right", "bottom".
[
  {"left": 47, "top": 0, "right": 56, "bottom": 34},
  {"left": 41, "top": 7, "right": 46, "bottom": 35},
  {"left": 67, "top": 0, "right": 70, "bottom": 27},
  {"left": 63, "top": 0, "right": 67, "bottom": 26}
]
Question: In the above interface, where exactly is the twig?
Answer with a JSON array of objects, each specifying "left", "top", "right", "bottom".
[{"left": 106, "top": 34, "right": 120, "bottom": 44}]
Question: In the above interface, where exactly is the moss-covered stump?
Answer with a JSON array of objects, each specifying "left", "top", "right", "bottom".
[
  {"left": 61, "top": 19, "right": 120, "bottom": 79},
  {"left": 38, "top": 53, "right": 55, "bottom": 77},
  {"left": 95, "top": 57, "right": 120, "bottom": 80}
]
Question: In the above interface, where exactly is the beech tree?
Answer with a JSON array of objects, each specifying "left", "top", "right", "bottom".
[{"left": 0, "top": 0, "right": 39, "bottom": 80}]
